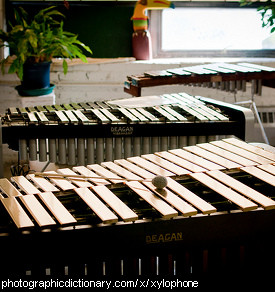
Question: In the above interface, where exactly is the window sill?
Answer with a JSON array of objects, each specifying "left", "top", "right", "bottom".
[{"left": 135, "top": 57, "right": 275, "bottom": 66}]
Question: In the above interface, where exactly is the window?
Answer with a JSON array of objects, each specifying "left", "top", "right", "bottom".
[{"left": 150, "top": 3, "right": 275, "bottom": 58}]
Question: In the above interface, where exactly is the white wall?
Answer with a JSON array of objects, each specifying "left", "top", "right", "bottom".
[{"left": 1, "top": 58, "right": 275, "bottom": 114}]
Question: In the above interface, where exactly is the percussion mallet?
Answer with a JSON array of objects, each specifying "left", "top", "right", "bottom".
[{"left": 34, "top": 172, "right": 168, "bottom": 190}]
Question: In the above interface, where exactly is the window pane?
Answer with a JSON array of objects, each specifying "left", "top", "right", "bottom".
[{"left": 162, "top": 8, "right": 274, "bottom": 51}]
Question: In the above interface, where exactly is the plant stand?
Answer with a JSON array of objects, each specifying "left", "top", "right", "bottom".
[{"left": 17, "top": 91, "right": 55, "bottom": 108}]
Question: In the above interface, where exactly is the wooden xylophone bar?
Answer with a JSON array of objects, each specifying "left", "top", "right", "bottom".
[
  {"left": 1, "top": 93, "right": 254, "bottom": 167},
  {"left": 0, "top": 137, "right": 275, "bottom": 278},
  {"left": 124, "top": 62, "right": 275, "bottom": 97}
]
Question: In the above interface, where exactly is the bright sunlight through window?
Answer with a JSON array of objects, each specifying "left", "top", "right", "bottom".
[{"left": 162, "top": 8, "right": 275, "bottom": 51}]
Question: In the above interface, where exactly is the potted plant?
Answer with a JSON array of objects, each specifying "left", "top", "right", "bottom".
[{"left": 0, "top": 6, "right": 92, "bottom": 96}]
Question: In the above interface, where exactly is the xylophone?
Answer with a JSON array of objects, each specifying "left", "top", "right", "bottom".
[
  {"left": 1, "top": 92, "right": 254, "bottom": 167},
  {"left": 124, "top": 62, "right": 275, "bottom": 96},
  {"left": 0, "top": 137, "right": 274, "bottom": 278}
]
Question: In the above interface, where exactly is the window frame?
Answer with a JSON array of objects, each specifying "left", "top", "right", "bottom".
[{"left": 149, "top": 1, "right": 275, "bottom": 59}]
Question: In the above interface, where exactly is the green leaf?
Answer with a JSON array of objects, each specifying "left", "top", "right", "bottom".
[
  {"left": 62, "top": 59, "right": 68, "bottom": 75},
  {"left": 25, "top": 29, "right": 37, "bottom": 49},
  {"left": 0, "top": 5, "right": 92, "bottom": 77}
]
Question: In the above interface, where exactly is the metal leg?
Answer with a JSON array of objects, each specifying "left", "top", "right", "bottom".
[
  {"left": 41, "top": 160, "right": 51, "bottom": 172},
  {"left": 251, "top": 101, "right": 269, "bottom": 145},
  {"left": 235, "top": 93, "right": 269, "bottom": 144}
]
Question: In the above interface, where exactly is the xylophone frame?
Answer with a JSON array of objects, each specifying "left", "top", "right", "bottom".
[
  {"left": 1, "top": 208, "right": 274, "bottom": 282},
  {"left": 0, "top": 94, "right": 255, "bottom": 173},
  {"left": 124, "top": 62, "right": 275, "bottom": 97},
  {"left": 0, "top": 137, "right": 274, "bottom": 289}
]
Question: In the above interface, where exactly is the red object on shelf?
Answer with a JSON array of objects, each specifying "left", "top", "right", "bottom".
[{"left": 132, "top": 30, "right": 152, "bottom": 60}]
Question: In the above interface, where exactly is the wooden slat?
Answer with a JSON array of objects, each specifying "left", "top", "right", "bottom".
[
  {"left": 71, "top": 103, "right": 82, "bottom": 110},
  {"left": 118, "top": 108, "right": 139, "bottom": 122},
  {"left": 92, "top": 185, "right": 138, "bottom": 222},
  {"left": 153, "top": 106, "right": 177, "bottom": 121},
  {"left": 44, "top": 171, "right": 75, "bottom": 191},
  {"left": 11, "top": 176, "right": 41, "bottom": 195},
  {"left": 189, "top": 105, "right": 218, "bottom": 121},
  {"left": 37, "top": 192, "right": 77, "bottom": 225},
  {"left": 161, "top": 105, "right": 187, "bottom": 121},
  {"left": 190, "top": 173, "right": 258, "bottom": 212},
  {"left": 242, "top": 166, "right": 275, "bottom": 187},
  {"left": 72, "top": 166, "right": 110, "bottom": 185},
  {"left": 136, "top": 108, "right": 159, "bottom": 122},
  {"left": 19, "top": 194, "right": 56, "bottom": 227},
  {"left": 207, "top": 170, "right": 275, "bottom": 210},
  {"left": 211, "top": 140, "right": 273, "bottom": 165},
  {"left": 197, "top": 143, "right": 258, "bottom": 167},
  {"left": 73, "top": 110, "right": 90, "bottom": 122},
  {"left": 8, "top": 107, "right": 18, "bottom": 114},
  {"left": 53, "top": 104, "right": 64, "bottom": 111},
  {"left": 114, "top": 159, "right": 155, "bottom": 179},
  {"left": 218, "top": 63, "right": 260, "bottom": 73},
  {"left": 127, "top": 108, "right": 149, "bottom": 122},
  {"left": 127, "top": 156, "right": 175, "bottom": 177},
  {"left": 55, "top": 111, "right": 69, "bottom": 122},
  {"left": 141, "top": 154, "right": 190, "bottom": 175},
  {"left": 166, "top": 177, "right": 217, "bottom": 214},
  {"left": 27, "top": 174, "right": 59, "bottom": 192},
  {"left": 178, "top": 104, "right": 208, "bottom": 121},
  {"left": 87, "top": 164, "right": 124, "bottom": 184},
  {"left": 184, "top": 145, "right": 241, "bottom": 169},
  {"left": 126, "top": 181, "right": 178, "bottom": 219},
  {"left": 45, "top": 105, "right": 55, "bottom": 112},
  {"left": 198, "top": 104, "right": 229, "bottom": 121},
  {"left": 101, "top": 161, "right": 142, "bottom": 181},
  {"left": 1, "top": 197, "right": 34, "bottom": 228},
  {"left": 258, "top": 164, "right": 275, "bottom": 176},
  {"left": 27, "top": 112, "right": 38, "bottom": 122},
  {"left": 237, "top": 62, "right": 275, "bottom": 72},
  {"left": 74, "top": 188, "right": 118, "bottom": 224},
  {"left": 91, "top": 108, "right": 110, "bottom": 122},
  {"left": 223, "top": 137, "right": 275, "bottom": 162},
  {"left": 63, "top": 104, "right": 74, "bottom": 110},
  {"left": 64, "top": 110, "right": 78, "bottom": 122},
  {"left": 100, "top": 108, "right": 120, "bottom": 122},
  {"left": 19, "top": 107, "right": 28, "bottom": 114},
  {"left": 203, "top": 63, "right": 236, "bottom": 74},
  {"left": 174, "top": 92, "right": 204, "bottom": 105},
  {"left": 169, "top": 148, "right": 225, "bottom": 171},
  {"left": 184, "top": 65, "right": 217, "bottom": 75},
  {"left": 145, "top": 70, "right": 173, "bottom": 77},
  {"left": 155, "top": 151, "right": 207, "bottom": 173},
  {"left": 166, "top": 68, "right": 191, "bottom": 76},
  {"left": 0, "top": 178, "right": 22, "bottom": 197},
  {"left": 36, "top": 111, "right": 49, "bottom": 122},
  {"left": 142, "top": 181, "right": 197, "bottom": 216},
  {"left": 57, "top": 168, "right": 93, "bottom": 188}
]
